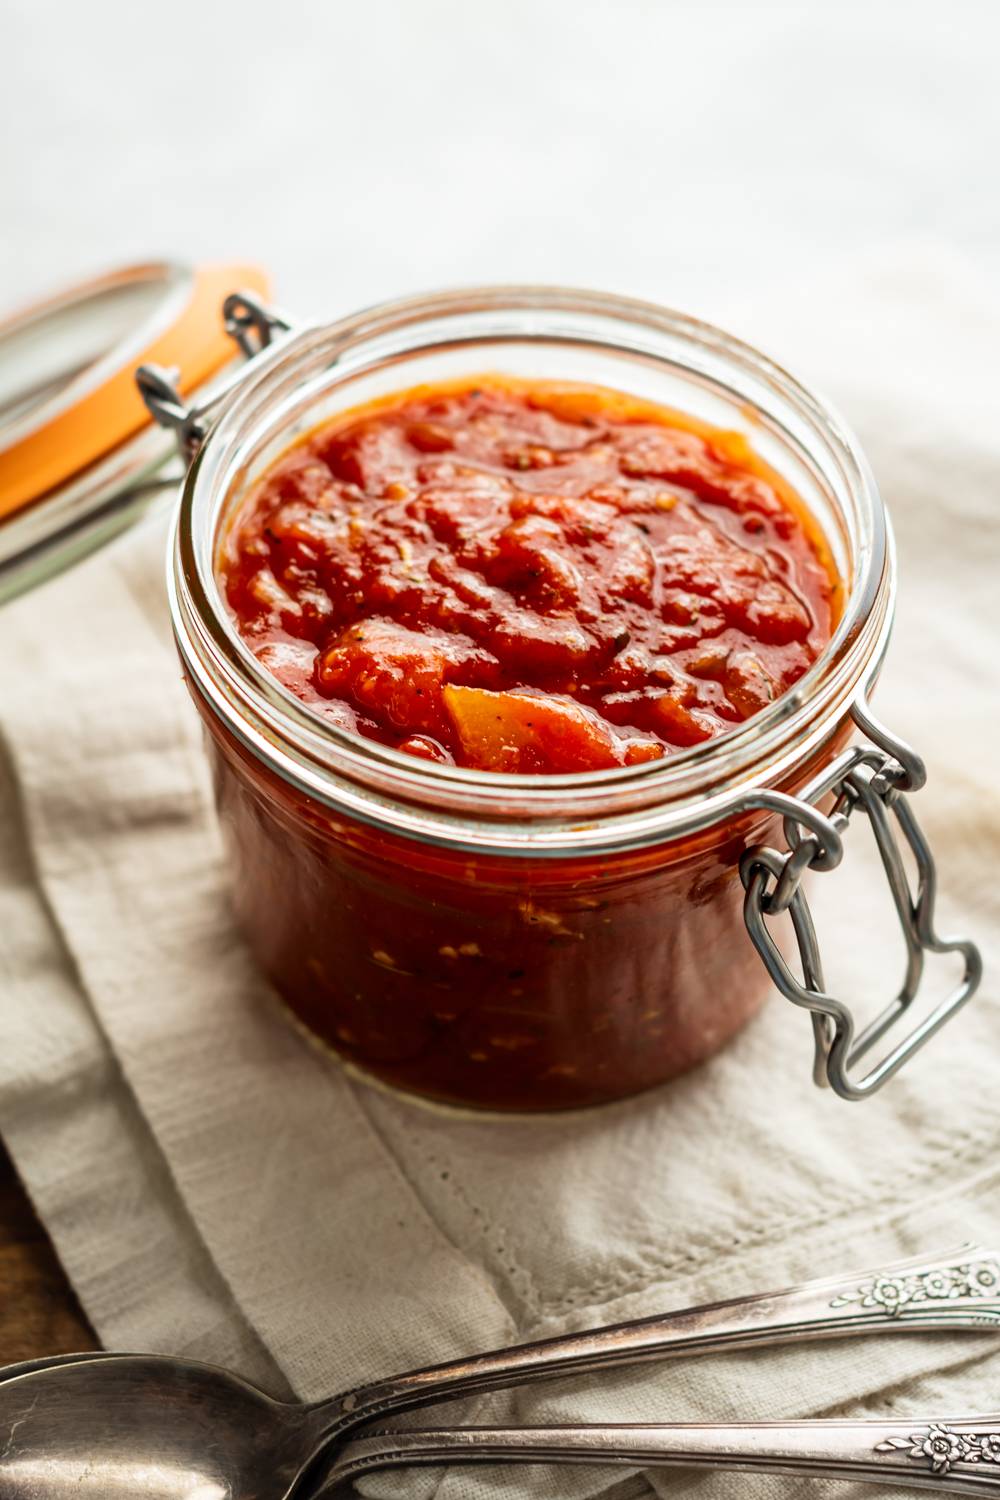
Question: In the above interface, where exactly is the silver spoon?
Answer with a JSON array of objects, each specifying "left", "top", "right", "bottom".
[{"left": 1, "top": 1243, "right": 997, "bottom": 1499}]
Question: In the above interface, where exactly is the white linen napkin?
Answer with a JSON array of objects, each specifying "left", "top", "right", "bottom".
[{"left": 2, "top": 250, "right": 1000, "bottom": 1500}]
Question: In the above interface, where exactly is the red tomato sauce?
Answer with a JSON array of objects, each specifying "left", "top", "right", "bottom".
[{"left": 220, "top": 379, "right": 836, "bottom": 775}]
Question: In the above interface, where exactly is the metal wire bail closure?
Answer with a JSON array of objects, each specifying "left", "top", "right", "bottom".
[
  {"left": 739, "top": 695, "right": 982, "bottom": 1100},
  {"left": 135, "top": 291, "right": 294, "bottom": 462}
]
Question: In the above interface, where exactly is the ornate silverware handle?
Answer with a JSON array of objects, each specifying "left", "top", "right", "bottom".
[
  {"left": 318, "top": 1245, "right": 1000, "bottom": 1433},
  {"left": 325, "top": 1415, "right": 1000, "bottom": 1495}
]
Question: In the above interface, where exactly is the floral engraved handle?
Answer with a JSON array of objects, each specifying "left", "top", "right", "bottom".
[
  {"left": 877, "top": 1424, "right": 1000, "bottom": 1479},
  {"left": 831, "top": 1253, "right": 1000, "bottom": 1319}
]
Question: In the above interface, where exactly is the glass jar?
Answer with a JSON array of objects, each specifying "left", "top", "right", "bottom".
[{"left": 153, "top": 287, "right": 980, "bottom": 1112}]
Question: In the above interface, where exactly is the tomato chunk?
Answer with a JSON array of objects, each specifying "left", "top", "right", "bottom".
[
  {"left": 317, "top": 618, "right": 499, "bottom": 740},
  {"left": 444, "top": 686, "right": 661, "bottom": 773}
]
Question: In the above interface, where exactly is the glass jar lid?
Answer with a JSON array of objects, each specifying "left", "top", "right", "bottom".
[{"left": 0, "top": 260, "right": 270, "bottom": 603}]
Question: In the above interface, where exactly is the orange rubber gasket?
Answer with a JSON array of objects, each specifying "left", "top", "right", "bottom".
[{"left": 0, "top": 261, "right": 270, "bottom": 521}]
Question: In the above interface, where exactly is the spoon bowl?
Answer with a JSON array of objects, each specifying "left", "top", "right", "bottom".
[{"left": 0, "top": 1355, "right": 318, "bottom": 1500}]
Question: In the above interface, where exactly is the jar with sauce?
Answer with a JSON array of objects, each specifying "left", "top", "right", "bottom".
[{"left": 145, "top": 287, "right": 981, "bottom": 1112}]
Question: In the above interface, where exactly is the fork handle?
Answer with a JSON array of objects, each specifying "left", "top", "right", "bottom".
[
  {"left": 315, "top": 1244, "right": 1000, "bottom": 1432},
  {"left": 326, "top": 1415, "right": 1000, "bottom": 1495}
]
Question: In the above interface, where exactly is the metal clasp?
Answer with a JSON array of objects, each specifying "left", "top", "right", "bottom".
[
  {"left": 135, "top": 292, "right": 294, "bottom": 460},
  {"left": 739, "top": 699, "right": 982, "bottom": 1100}
]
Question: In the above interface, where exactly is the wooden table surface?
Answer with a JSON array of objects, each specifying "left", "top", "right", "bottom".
[{"left": 0, "top": 1139, "right": 96, "bottom": 1364}]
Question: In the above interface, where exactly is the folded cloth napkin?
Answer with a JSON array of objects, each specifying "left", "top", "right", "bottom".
[{"left": 2, "top": 250, "right": 1000, "bottom": 1500}]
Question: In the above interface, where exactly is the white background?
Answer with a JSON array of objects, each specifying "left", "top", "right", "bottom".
[{"left": 3, "top": 0, "right": 999, "bottom": 328}]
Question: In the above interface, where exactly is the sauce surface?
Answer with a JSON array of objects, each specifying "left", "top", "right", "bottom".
[{"left": 221, "top": 379, "right": 836, "bottom": 774}]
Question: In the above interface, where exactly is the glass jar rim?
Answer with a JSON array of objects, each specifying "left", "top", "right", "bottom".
[{"left": 170, "top": 284, "right": 894, "bottom": 856}]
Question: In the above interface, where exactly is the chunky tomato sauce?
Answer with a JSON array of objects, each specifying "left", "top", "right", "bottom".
[{"left": 221, "top": 380, "right": 836, "bottom": 774}]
